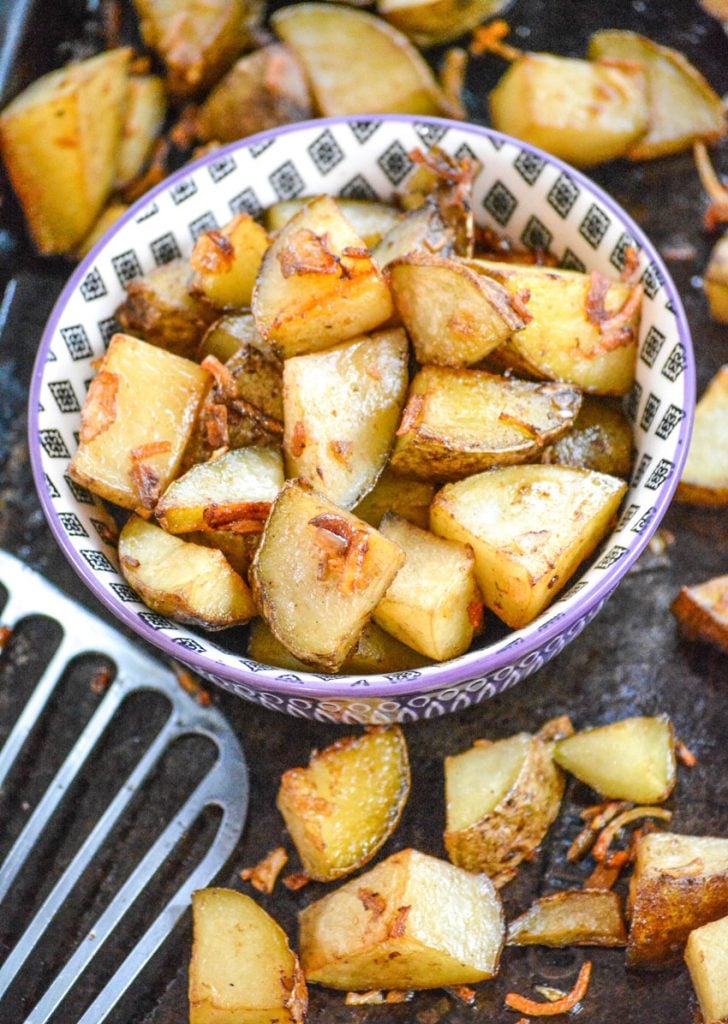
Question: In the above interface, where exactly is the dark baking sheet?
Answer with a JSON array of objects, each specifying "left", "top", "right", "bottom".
[{"left": 2, "top": 1, "right": 728, "bottom": 1021}]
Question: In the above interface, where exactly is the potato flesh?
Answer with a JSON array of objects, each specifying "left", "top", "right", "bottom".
[
  {"left": 352, "top": 468, "right": 434, "bottom": 529},
  {"left": 272, "top": 4, "right": 452, "bottom": 117},
  {"left": 430, "top": 465, "right": 626, "bottom": 629},
  {"left": 446, "top": 734, "right": 531, "bottom": 833},
  {"left": 69, "top": 333, "right": 209, "bottom": 511},
  {"left": 489, "top": 53, "right": 648, "bottom": 167},
  {"left": 278, "top": 727, "right": 410, "bottom": 881},
  {"left": 553, "top": 715, "right": 676, "bottom": 803},
  {"left": 250, "top": 482, "right": 405, "bottom": 671},
  {"left": 0, "top": 48, "right": 130, "bottom": 254},
  {"left": 685, "top": 913, "right": 728, "bottom": 1024},
  {"left": 190, "top": 888, "right": 307, "bottom": 1024},
  {"left": 252, "top": 195, "right": 394, "bottom": 358},
  {"left": 541, "top": 396, "right": 633, "bottom": 479},
  {"left": 190, "top": 214, "right": 269, "bottom": 310},
  {"left": 266, "top": 198, "right": 401, "bottom": 248},
  {"left": 676, "top": 365, "right": 728, "bottom": 504},
  {"left": 507, "top": 890, "right": 627, "bottom": 947},
  {"left": 283, "top": 330, "right": 409, "bottom": 509},
  {"left": 374, "top": 514, "right": 481, "bottom": 661},
  {"left": 628, "top": 832, "right": 728, "bottom": 967},
  {"left": 299, "top": 848, "right": 504, "bottom": 989},
  {"left": 672, "top": 573, "right": 728, "bottom": 652},
  {"left": 156, "top": 447, "right": 284, "bottom": 533},
  {"left": 379, "top": 0, "right": 510, "bottom": 48},
  {"left": 119, "top": 515, "right": 255, "bottom": 628},
  {"left": 116, "top": 75, "right": 166, "bottom": 187},
  {"left": 372, "top": 203, "right": 456, "bottom": 268},
  {"left": 391, "top": 367, "right": 582, "bottom": 480}
]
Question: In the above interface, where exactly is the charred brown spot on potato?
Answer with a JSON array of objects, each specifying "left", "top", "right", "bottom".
[
  {"left": 201, "top": 353, "right": 239, "bottom": 401},
  {"left": 191, "top": 229, "right": 236, "bottom": 274},
  {"left": 290, "top": 419, "right": 307, "bottom": 456},
  {"left": 357, "top": 888, "right": 387, "bottom": 915},
  {"left": 388, "top": 905, "right": 411, "bottom": 939},
  {"left": 277, "top": 229, "right": 341, "bottom": 278}
]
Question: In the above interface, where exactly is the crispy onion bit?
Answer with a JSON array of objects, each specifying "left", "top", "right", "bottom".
[
  {"left": 388, "top": 905, "right": 411, "bottom": 939},
  {"left": 592, "top": 806, "right": 672, "bottom": 863},
  {"left": 675, "top": 739, "right": 697, "bottom": 767},
  {"left": 467, "top": 597, "right": 484, "bottom": 631},
  {"left": 505, "top": 960, "right": 592, "bottom": 1016},
  {"left": 191, "top": 229, "right": 235, "bottom": 274},
  {"left": 240, "top": 846, "right": 289, "bottom": 894},
  {"left": 173, "top": 663, "right": 213, "bottom": 706},
  {"left": 568, "top": 801, "right": 633, "bottom": 862},
  {"left": 309, "top": 513, "right": 371, "bottom": 595},
  {"left": 583, "top": 859, "right": 622, "bottom": 891},
  {"left": 290, "top": 419, "right": 307, "bottom": 457},
  {"left": 694, "top": 141, "right": 728, "bottom": 231},
  {"left": 203, "top": 501, "right": 271, "bottom": 533},
  {"left": 80, "top": 370, "right": 119, "bottom": 444},
  {"left": 470, "top": 19, "right": 522, "bottom": 60},
  {"left": 357, "top": 888, "right": 387, "bottom": 915},
  {"left": 201, "top": 354, "right": 239, "bottom": 401},
  {"left": 204, "top": 401, "right": 229, "bottom": 448},
  {"left": 278, "top": 228, "right": 341, "bottom": 278},
  {"left": 446, "top": 986, "right": 477, "bottom": 1006},
  {"left": 282, "top": 871, "right": 310, "bottom": 891},
  {"left": 129, "top": 441, "right": 171, "bottom": 509},
  {"left": 585, "top": 272, "right": 643, "bottom": 353}
]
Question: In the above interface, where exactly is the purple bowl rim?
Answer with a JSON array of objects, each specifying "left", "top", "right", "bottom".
[{"left": 29, "top": 113, "right": 695, "bottom": 701}]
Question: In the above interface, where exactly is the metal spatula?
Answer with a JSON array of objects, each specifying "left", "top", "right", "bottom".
[{"left": 0, "top": 549, "right": 248, "bottom": 1023}]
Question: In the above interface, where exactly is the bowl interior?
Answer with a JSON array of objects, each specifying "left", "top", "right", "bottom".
[{"left": 30, "top": 116, "right": 694, "bottom": 704}]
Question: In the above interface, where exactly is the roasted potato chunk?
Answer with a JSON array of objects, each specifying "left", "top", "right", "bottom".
[
  {"left": 374, "top": 514, "right": 482, "bottom": 661},
  {"left": 391, "top": 367, "right": 582, "bottom": 480},
  {"left": 553, "top": 715, "right": 676, "bottom": 803},
  {"left": 627, "top": 832, "right": 728, "bottom": 968},
  {"left": 299, "top": 848, "right": 505, "bottom": 989},
  {"left": 389, "top": 253, "right": 525, "bottom": 367},
  {"left": 283, "top": 329, "right": 409, "bottom": 509},
  {"left": 507, "top": 890, "right": 627, "bottom": 947},
  {"left": 676, "top": 366, "right": 728, "bottom": 505},
  {"left": 119, "top": 516, "right": 255, "bottom": 629},
  {"left": 372, "top": 202, "right": 456, "bottom": 267},
  {"left": 250, "top": 482, "right": 405, "bottom": 671},
  {"left": 444, "top": 732, "right": 564, "bottom": 883},
  {"left": 431, "top": 465, "right": 626, "bottom": 629},
  {"left": 489, "top": 53, "right": 648, "bottom": 167},
  {"left": 186, "top": 529, "right": 260, "bottom": 578},
  {"left": 672, "top": 573, "right": 728, "bottom": 652},
  {"left": 0, "top": 48, "right": 130, "bottom": 254},
  {"left": 190, "top": 888, "right": 307, "bottom": 1024},
  {"left": 115, "top": 74, "right": 166, "bottom": 188},
  {"left": 278, "top": 727, "right": 410, "bottom": 882},
  {"left": 705, "top": 234, "right": 728, "bottom": 324},
  {"left": 252, "top": 195, "right": 394, "bottom": 358},
  {"left": 69, "top": 333, "right": 209, "bottom": 511},
  {"left": 379, "top": 0, "right": 509, "bottom": 47},
  {"left": 267, "top": 198, "right": 401, "bottom": 249},
  {"left": 198, "top": 312, "right": 262, "bottom": 364},
  {"left": 353, "top": 468, "right": 434, "bottom": 529},
  {"left": 541, "top": 396, "right": 633, "bottom": 478},
  {"left": 190, "top": 214, "right": 269, "bottom": 311},
  {"left": 685, "top": 913, "right": 728, "bottom": 1024}
]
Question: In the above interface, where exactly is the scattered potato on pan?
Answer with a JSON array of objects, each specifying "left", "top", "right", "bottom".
[
  {"left": 252, "top": 195, "right": 394, "bottom": 358},
  {"left": 278, "top": 726, "right": 410, "bottom": 882},
  {"left": 701, "top": 0, "right": 728, "bottom": 18},
  {"left": 379, "top": 0, "right": 509, "bottom": 48},
  {"left": 553, "top": 715, "right": 676, "bottom": 803},
  {"left": 430, "top": 465, "right": 626, "bottom": 629},
  {"left": 74, "top": 201, "right": 129, "bottom": 260},
  {"left": 250, "top": 481, "right": 405, "bottom": 671},
  {"left": 272, "top": 3, "right": 455, "bottom": 117},
  {"left": 119, "top": 515, "right": 256, "bottom": 629},
  {"left": 676, "top": 366, "right": 728, "bottom": 505},
  {"left": 671, "top": 573, "right": 728, "bottom": 652},
  {"left": 472, "top": 260, "right": 641, "bottom": 395},
  {"left": 589, "top": 29, "right": 727, "bottom": 159},
  {"left": 156, "top": 446, "right": 284, "bottom": 534},
  {"left": 704, "top": 234, "right": 728, "bottom": 324},
  {"left": 685, "top": 913, "right": 728, "bottom": 1024},
  {"left": 195, "top": 44, "right": 312, "bottom": 144},
  {"left": 390, "top": 367, "right": 582, "bottom": 480},
  {"left": 283, "top": 329, "right": 409, "bottom": 509},
  {"left": 0, "top": 48, "right": 130, "bottom": 254},
  {"left": 190, "top": 888, "right": 307, "bottom": 1024},
  {"left": 541, "top": 396, "right": 633, "bottom": 479},
  {"left": 489, "top": 53, "right": 648, "bottom": 167},
  {"left": 388, "top": 253, "right": 526, "bottom": 367},
  {"left": 352, "top": 468, "right": 435, "bottom": 530},
  {"left": 444, "top": 732, "right": 564, "bottom": 883},
  {"left": 627, "top": 832, "right": 728, "bottom": 968},
  {"left": 267, "top": 198, "right": 401, "bottom": 249},
  {"left": 507, "top": 890, "right": 627, "bottom": 947},
  {"left": 115, "top": 74, "right": 166, "bottom": 189},
  {"left": 117, "top": 259, "right": 218, "bottom": 359},
  {"left": 299, "top": 848, "right": 505, "bottom": 989},
  {"left": 69, "top": 333, "right": 209, "bottom": 511}
]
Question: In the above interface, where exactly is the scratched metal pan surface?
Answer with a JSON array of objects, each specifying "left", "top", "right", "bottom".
[{"left": 2, "top": 0, "right": 728, "bottom": 1021}]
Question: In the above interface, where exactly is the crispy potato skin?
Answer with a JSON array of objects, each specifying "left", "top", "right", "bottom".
[
  {"left": 672, "top": 574, "right": 728, "bottom": 652},
  {"left": 507, "top": 889, "right": 627, "bottom": 947}
]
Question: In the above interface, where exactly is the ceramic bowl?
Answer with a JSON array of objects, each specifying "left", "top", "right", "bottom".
[{"left": 29, "top": 115, "right": 694, "bottom": 724}]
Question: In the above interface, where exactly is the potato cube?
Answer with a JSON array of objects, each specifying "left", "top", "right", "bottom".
[
  {"left": 299, "top": 849, "right": 504, "bottom": 989},
  {"left": 685, "top": 913, "right": 728, "bottom": 1024},
  {"left": 116, "top": 74, "right": 166, "bottom": 188},
  {"left": 266, "top": 198, "right": 401, "bottom": 248},
  {"left": 379, "top": 0, "right": 509, "bottom": 48},
  {"left": 190, "top": 214, "right": 269, "bottom": 311},
  {"left": 507, "top": 890, "right": 627, "bottom": 947},
  {"left": 69, "top": 333, "right": 209, "bottom": 511},
  {"left": 672, "top": 573, "right": 728, "bottom": 652},
  {"left": 676, "top": 366, "right": 728, "bottom": 505},
  {"left": 541, "top": 396, "right": 633, "bottom": 479},
  {"left": 352, "top": 468, "right": 434, "bottom": 529}
]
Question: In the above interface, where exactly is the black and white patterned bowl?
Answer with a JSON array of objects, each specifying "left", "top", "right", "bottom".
[{"left": 29, "top": 116, "right": 694, "bottom": 724}]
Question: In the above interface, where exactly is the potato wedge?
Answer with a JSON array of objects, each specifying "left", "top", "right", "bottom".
[
  {"left": 267, "top": 198, "right": 401, "bottom": 249},
  {"left": 388, "top": 253, "right": 526, "bottom": 367},
  {"left": 248, "top": 618, "right": 430, "bottom": 673},
  {"left": 444, "top": 732, "right": 564, "bottom": 882},
  {"left": 272, "top": 4, "right": 454, "bottom": 117},
  {"left": 353, "top": 468, "right": 434, "bottom": 529},
  {"left": 156, "top": 447, "right": 284, "bottom": 534},
  {"left": 252, "top": 195, "right": 394, "bottom": 358},
  {"left": 705, "top": 234, "right": 728, "bottom": 324},
  {"left": 671, "top": 573, "right": 728, "bottom": 652},
  {"left": 117, "top": 259, "right": 218, "bottom": 359},
  {"left": 190, "top": 888, "right": 307, "bottom": 1024},
  {"left": 701, "top": 0, "right": 728, "bottom": 17},
  {"left": 685, "top": 913, "right": 728, "bottom": 1024},
  {"left": 250, "top": 482, "right": 405, "bottom": 671},
  {"left": 190, "top": 214, "right": 269, "bottom": 311},
  {"left": 186, "top": 529, "right": 260, "bottom": 578},
  {"left": 379, "top": 0, "right": 509, "bottom": 48},
  {"left": 198, "top": 312, "right": 261, "bottom": 364},
  {"left": 507, "top": 890, "right": 627, "bottom": 947},
  {"left": 676, "top": 366, "right": 728, "bottom": 505},
  {"left": 299, "top": 848, "right": 504, "bottom": 989},
  {"left": 278, "top": 727, "right": 410, "bottom": 882},
  {"left": 119, "top": 515, "right": 255, "bottom": 628},
  {"left": 627, "top": 832, "right": 728, "bottom": 968},
  {"left": 283, "top": 329, "right": 409, "bottom": 509},
  {"left": 374, "top": 514, "right": 482, "bottom": 661},
  {"left": 390, "top": 367, "right": 581, "bottom": 480},
  {"left": 589, "top": 30, "right": 727, "bottom": 159},
  {"left": 372, "top": 202, "right": 457, "bottom": 267},
  {"left": 116, "top": 74, "right": 166, "bottom": 188},
  {"left": 541, "top": 396, "right": 633, "bottom": 479},
  {"left": 472, "top": 260, "right": 641, "bottom": 396},
  {"left": 74, "top": 201, "right": 129, "bottom": 260},
  {"left": 195, "top": 44, "right": 312, "bottom": 144},
  {"left": 0, "top": 48, "right": 130, "bottom": 254},
  {"left": 69, "top": 333, "right": 209, "bottom": 511},
  {"left": 430, "top": 465, "right": 626, "bottom": 629},
  {"left": 553, "top": 715, "right": 676, "bottom": 803},
  {"left": 489, "top": 53, "right": 648, "bottom": 168}
]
